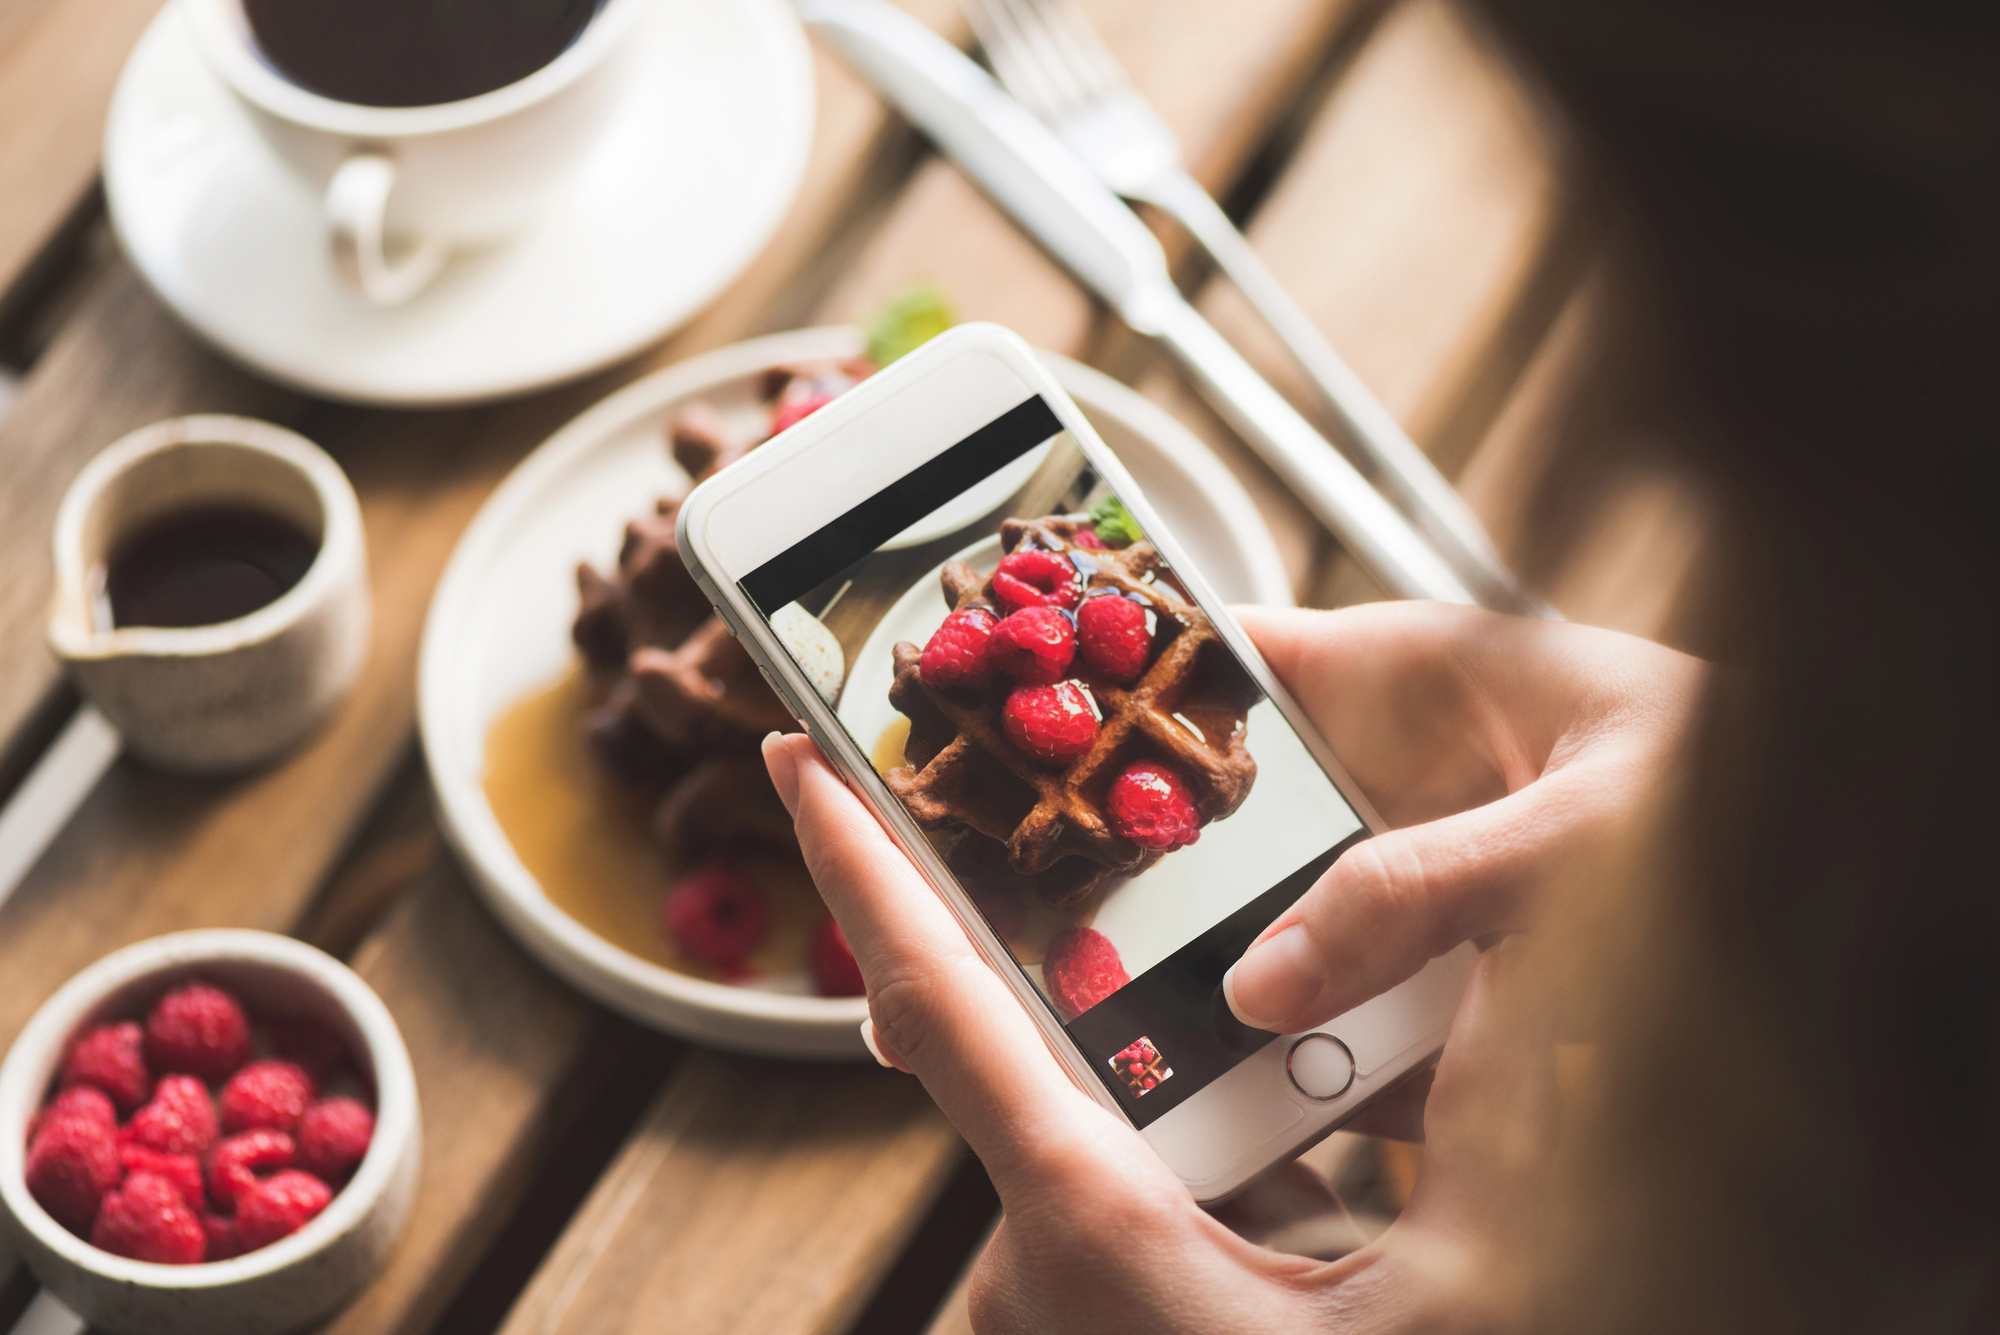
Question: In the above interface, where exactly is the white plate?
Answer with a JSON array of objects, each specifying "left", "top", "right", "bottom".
[
  {"left": 419, "top": 327, "right": 1292, "bottom": 1059},
  {"left": 103, "top": 0, "right": 814, "bottom": 406}
]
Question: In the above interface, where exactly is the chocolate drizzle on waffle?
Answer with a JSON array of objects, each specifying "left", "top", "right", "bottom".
[{"left": 888, "top": 516, "right": 1259, "bottom": 911}]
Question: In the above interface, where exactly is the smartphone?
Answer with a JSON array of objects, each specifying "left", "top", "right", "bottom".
[{"left": 676, "top": 324, "right": 1475, "bottom": 1201}]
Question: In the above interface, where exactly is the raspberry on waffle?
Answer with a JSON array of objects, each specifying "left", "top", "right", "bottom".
[{"left": 888, "top": 516, "right": 1259, "bottom": 910}]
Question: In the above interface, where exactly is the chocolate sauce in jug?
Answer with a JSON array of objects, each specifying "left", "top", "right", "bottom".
[
  {"left": 103, "top": 505, "right": 318, "bottom": 630},
  {"left": 243, "top": 0, "right": 603, "bottom": 108}
]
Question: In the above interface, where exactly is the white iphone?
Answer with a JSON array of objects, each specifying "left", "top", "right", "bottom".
[{"left": 675, "top": 323, "right": 1475, "bottom": 1201}]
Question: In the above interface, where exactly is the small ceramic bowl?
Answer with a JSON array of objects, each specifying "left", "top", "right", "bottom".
[
  {"left": 0, "top": 931, "right": 420, "bottom": 1335},
  {"left": 47, "top": 414, "right": 370, "bottom": 774}
]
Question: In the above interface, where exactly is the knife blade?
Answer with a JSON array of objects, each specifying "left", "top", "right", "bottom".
[{"left": 800, "top": 0, "right": 1483, "bottom": 607}]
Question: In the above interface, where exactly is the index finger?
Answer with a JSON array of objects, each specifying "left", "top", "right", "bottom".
[{"left": 762, "top": 732, "right": 1132, "bottom": 1190}]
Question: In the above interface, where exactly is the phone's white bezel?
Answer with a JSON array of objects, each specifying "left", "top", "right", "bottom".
[{"left": 675, "top": 324, "right": 1473, "bottom": 1201}]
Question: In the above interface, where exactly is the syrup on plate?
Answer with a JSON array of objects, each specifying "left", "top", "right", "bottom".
[{"left": 482, "top": 664, "right": 824, "bottom": 985}]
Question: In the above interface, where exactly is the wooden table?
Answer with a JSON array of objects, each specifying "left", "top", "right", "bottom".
[{"left": 0, "top": 1, "right": 1708, "bottom": 1332}]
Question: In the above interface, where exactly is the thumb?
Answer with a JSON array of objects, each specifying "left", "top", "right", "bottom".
[{"left": 1221, "top": 753, "right": 1633, "bottom": 1033}]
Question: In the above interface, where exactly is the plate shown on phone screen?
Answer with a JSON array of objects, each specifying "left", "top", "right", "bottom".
[{"left": 419, "top": 326, "right": 1293, "bottom": 1058}]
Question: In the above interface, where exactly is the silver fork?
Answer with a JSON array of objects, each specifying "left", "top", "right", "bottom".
[{"left": 961, "top": 0, "right": 1537, "bottom": 613}]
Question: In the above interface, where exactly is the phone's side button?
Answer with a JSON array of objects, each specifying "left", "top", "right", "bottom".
[
  {"left": 755, "top": 670, "right": 818, "bottom": 739},
  {"left": 754, "top": 665, "right": 804, "bottom": 718},
  {"left": 1285, "top": 1034, "right": 1355, "bottom": 1101}
]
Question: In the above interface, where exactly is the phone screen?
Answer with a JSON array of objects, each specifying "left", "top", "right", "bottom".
[{"left": 741, "top": 397, "right": 1365, "bottom": 1127}]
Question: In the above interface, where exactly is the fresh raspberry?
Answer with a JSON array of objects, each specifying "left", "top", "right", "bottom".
[
  {"left": 808, "top": 917, "right": 865, "bottom": 997},
  {"left": 1108, "top": 762, "right": 1201, "bottom": 851},
  {"left": 1074, "top": 527, "right": 1108, "bottom": 550},
  {"left": 1115, "top": 1036, "right": 1161, "bottom": 1068},
  {"left": 25, "top": 1111, "right": 121, "bottom": 1235},
  {"left": 220, "top": 1061, "right": 315, "bottom": 1135},
  {"left": 1076, "top": 595, "right": 1151, "bottom": 683},
  {"left": 270, "top": 1020, "right": 348, "bottom": 1084},
  {"left": 993, "top": 550, "right": 1082, "bottom": 611},
  {"left": 1002, "top": 682, "right": 1099, "bottom": 763},
  {"left": 61, "top": 1022, "right": 150, "bottom": 1113},
  {"left": 296, "top": 1097, "right": 374, "bottom": 1183},
  {"left": 120, "top": 1145, "right": 205, "bottom": 1212},
  {"left": 92, "top": 1171, "right": 206, "bottom": 1265},
  {"left": 663, "top": 865, "right": 771, "bottom": 977},
  {"left": 1041, "top": 928, "right": 1130, "bottom": 1021},
  {"left": 919, "top": 607, "right": 998, "bottom": 689},
  {"left": 28, "top": 1087, "right": 115, "bottom": 1149},
  {"left": 46, "top": 1085, "right": 117, "bottom": 1131},
  {"left": 203, "top": 1211, "right": 245, "bottom": 1262},
  {"left": 1114, "top": 1037, "right": 1166, "bottom": 1090},
  {"left": 124, "top": 1075, "right": 218, "bottom": 1157},
  {"left": 145, "top": 982, "right": 251, "bottom": 1080},
  {"left": 987, "top": 606, "right": 1076, "bottom": 685},
  {"left": 768, "top": 386, "right": 839, "bottom": 436},
  {"left": 234, "top": 1170, "right": 332, "bottom": 1251},
  {"left": 206, "top": 1129, "right": 295, "bottom": 1211}
]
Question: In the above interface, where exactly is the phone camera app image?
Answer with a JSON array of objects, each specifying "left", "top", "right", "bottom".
[
  {"left": 742, "top": 395, "right": 1366, "bottom": 1127},
  {"left": 1111, "top": 1037, "right": 1172, "bottom": 1098}
]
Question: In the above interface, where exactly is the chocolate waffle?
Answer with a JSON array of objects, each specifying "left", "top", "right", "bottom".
[
  {"left": 573, "top": 360, "right": 866, "bottom": 854},
  {"left": 888, "top": 516, "right": 1260, "bottom": 910}
]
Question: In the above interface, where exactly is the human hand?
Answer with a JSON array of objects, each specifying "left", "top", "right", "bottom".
[
  {"left": 1221, "top": 602, "right": 1704, "bottom": 1037},
  {"left": 763, "top": 727, "right": 1556, "bottom": 1334}
]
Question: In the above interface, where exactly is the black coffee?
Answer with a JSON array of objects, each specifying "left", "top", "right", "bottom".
[
  {"left": 105, "top": 505, "right": 319, "bottom": 630},
  {"left": 244, "top": 0, "right": 602, "bottom": 108}
]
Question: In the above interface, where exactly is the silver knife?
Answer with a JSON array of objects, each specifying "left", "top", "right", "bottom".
[{"left": 801, "top": 0, "right": 1494, "bottom": 608}]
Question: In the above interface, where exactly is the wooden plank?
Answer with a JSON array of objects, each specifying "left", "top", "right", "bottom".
[
  {"left": 498, "top": 1053, "right": 961, "bottom": 1335},
  {"left": 1205, "top": 0, "right": 1570, "bottom": 455},
  {"left": 322, "top": 859, "right": 606, "bottom": 1335},
  {"left": 818, "top": 0, "right": 1363, "bottom": 340},
  {"left": 1115, "top": 0, "right": 1579, "bottom": 603},
  {"left": 0, "top": 0, "right": 167, "bottom": 305},
  {"left": 1453, "top": 270, "right": 1712, "bottom": 645},
  {"left": 917, "top": 1229, "right": 985, "bottom": 1335}
]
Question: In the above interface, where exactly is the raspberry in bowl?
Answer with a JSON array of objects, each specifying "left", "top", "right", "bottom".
[{"left": 0, "top": 930, "right": 419, "bottom": 1335}]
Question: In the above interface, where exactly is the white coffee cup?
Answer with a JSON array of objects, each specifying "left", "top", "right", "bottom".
[{"left": 182, "top": 0, "right": 646, "bottom": 306}]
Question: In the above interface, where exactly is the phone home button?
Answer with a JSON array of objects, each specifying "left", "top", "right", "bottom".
[{"left": 1286, "top": 1034, "right": 1355, "bottom": 1101}]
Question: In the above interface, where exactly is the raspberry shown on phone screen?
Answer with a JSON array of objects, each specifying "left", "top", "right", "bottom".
[{"left": 1110, "top": 1037, "right": 1172, "bottom": 1098}]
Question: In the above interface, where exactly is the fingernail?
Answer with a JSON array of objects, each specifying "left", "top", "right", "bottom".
[
  {"left": 762, "top": 732, "right": 800, "bottom": 816},
  {"left": 1222, "top": 925, "right": 1320, "bottom": 1032},
  {"left": 859, "top": 1019, "right": 892, "bottom": 1068}
]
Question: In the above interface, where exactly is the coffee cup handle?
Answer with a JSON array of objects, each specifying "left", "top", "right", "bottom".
[{"left": 326, "top": 153, "right": 449, "bottom": 306}]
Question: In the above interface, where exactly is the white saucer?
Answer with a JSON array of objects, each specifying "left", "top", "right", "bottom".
[
  {"left": 418, "top": 326, "right": 1292, "bottom": 1059},
  {"left": 103, "top": 0, "right": 815, "bottom": 407}
]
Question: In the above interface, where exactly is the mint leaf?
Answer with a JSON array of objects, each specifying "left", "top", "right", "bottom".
[
  {"left": 865, "top": 283, "right": 956, "bottom": 366},
  {"left": 1089, "top": 495, "right": 1145, "bottom": 547}
]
